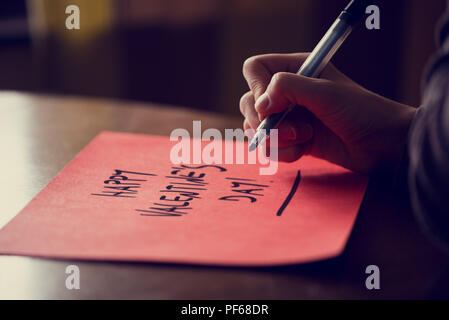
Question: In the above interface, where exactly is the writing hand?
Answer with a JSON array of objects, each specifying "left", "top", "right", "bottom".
[{"left": 240, "top": 53, "right": 416, "bottom": 173}]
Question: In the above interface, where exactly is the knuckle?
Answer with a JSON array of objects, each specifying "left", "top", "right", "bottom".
[
  {"left": 242, "top": 55, "right": 260, "bottom": 72},
  {"left": 248, "top": 78, "right": 264, "bottom": 95},
  {"left": 239, "top": 97, "right": 246, "bottom": 115},
  {"left": 243, "top": 118, "right": 251, "bottom": 130},
  {"left": 270, "top": 72, "right": 288, "bottom": 91},
  {"left": 242, "top": 56, "right": 256, "bottom": 75},
  {"left": 239, "top": 91, "right": 253, "bottom": 115}
]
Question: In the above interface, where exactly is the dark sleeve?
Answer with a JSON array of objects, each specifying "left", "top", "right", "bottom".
[{"left": 408, "top": 6, "right": 449, "bottom": 251}]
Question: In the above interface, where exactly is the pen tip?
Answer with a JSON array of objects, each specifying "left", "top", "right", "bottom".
[
  {"left": 249, "top": 131, "right": 265, "bottom": 152},
  {"left": 248, "top": 142, "right": 257, "bottom": 152}
]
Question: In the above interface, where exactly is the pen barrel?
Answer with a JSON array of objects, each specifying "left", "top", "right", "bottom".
[
  {"left": 256, "top": 105, "right": 293, "bottom": 134},
  {"left": 298, "top": 18, "right": 352, "bottom": 78}
]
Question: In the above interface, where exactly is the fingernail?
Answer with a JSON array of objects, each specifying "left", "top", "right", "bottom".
[
  {"left": 255, "top": 92, "right": 270, "bottom": 113},
  {"left": 287, "top": 126, "right": 297, "bottom": 140}
]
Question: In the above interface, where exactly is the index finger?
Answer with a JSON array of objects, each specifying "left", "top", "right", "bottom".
[{"left": 242, "top": 53, "right": 310, "bottom": 101}]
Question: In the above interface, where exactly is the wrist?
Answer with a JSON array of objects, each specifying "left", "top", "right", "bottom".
[{"left": 384, "top": 104, "right": 417, "bottom": 174}]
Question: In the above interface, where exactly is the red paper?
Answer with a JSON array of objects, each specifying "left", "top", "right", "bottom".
[{"left": 0, "top": 131, "right": 368, "bottom": 266}]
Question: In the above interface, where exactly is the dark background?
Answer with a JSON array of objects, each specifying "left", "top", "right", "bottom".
[{"left": 0, "top": 0, "right": 446, "bottom": 114}]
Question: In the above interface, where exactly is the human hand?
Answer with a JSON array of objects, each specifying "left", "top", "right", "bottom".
[{"left": 240, "top": 53, "right": 416, "bottom": 173}]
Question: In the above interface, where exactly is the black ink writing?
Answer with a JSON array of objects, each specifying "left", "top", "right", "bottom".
[
  {"left": 137, "top": 164, "right": 226, "bottom": 217},
  {"left": 218, "top": 177, "right": 270, "bottom": 203},
  {"left": 91, "top": 169, "right": 156, "bottom": 198}
]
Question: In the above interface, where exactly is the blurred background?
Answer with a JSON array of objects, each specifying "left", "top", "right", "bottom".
[{"left": 0, "top": 0, "right": 446, "bottom": 114}]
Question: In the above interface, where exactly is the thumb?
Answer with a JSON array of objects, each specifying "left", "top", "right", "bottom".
[{"left": 255, "top": 72, "right": 340, "bottom": 119}]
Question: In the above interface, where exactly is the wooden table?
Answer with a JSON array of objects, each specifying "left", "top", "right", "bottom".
[{"left": 0, "top": 91, "right": 448, "bottom": 299}]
